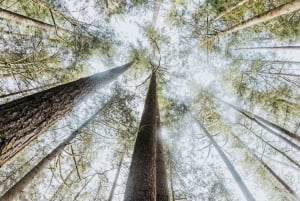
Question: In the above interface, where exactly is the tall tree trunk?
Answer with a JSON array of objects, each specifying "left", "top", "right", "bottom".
[
  {"left": 0, "top": 7, "right": 73, "bottom": 35},
  {"left": 186, "top": 106, "right": 256, "bottom": 201},
  {"left": 243, "top": 124, "right": 300, "bottom": 169},
  {"left": 234, "top": 46, "right": 300, "bottom": 50},
  {"left": 0, "top": 61, "right": 135, "bottom": 167},
  {"left": 216, "top": 0, "right": 300, "bottom": 37},
  {"left": 168, "top": 151, "right": 175, "bottom": 201},
  {"left": 232, "top": 133, "right": 296, "bottom": 197},
  {"left": 208, "top": 0, "right": 251, "bottom": 25},
  {"left": 108, "top": 154, "right": 124, "bottom": 201},
  {"left": 218, "top": 100, "right": 300, "bottom": 144},
  {"left": 124, "top": 73, "right": 158, "bottom": 201},
  {"left": 156, "top": 110, "right": 169, "bottom": 201},
  {"left": 151, "top": 0, "right": 163, "bottom": 28},
  {"left": 244, "top": 72, "right": 300, "bottom": 78},
  {"left": 0, "top": 104, "right": 105, "bottom": 201}
]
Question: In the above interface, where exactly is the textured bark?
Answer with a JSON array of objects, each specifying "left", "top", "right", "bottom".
[
  {"left": 0, "top": 105, "right": 105, "bottom": 201},
  {"left": 0, "top": 61, "right": 135, "bottom": 167},
  {"left": 219, "top": 100, "right": 300, "bottom": 147},
  {"left": 156, "top": 112, "right": 169, "bottom": 201},
  {"left": 188, "top": 109, "right": 256, "bottom": 201},
  {"left": 124, "top": 73, "right": 157, "bottom": 201},
  {"left": 0, "top": 7, "right": 73, "bottom": 35},
  {"left": 216, "top": 0, "right": 300, "bottom": 37},
  {"left": 108, "top": 154, "right": 124, "bottom": 201}
]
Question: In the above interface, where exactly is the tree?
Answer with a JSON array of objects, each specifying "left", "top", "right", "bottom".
[
  {"left": 207, "top": 0, "right": 251, "bottom": 26},
  {"left": 124, "top": 72, "right": 158, "bottom": 200},
  {"left": 214, "top": 0, "right": 300, "bottom": 38},
  {"left": 184, "top": 105, "right": 256, "bottom": 201},
  {"left": 156, "top": 110, "right": 170, "bottom": 201},
  {"left": 0, "top": 102, "right": 107, "bottom": 201},
  {"left": 0, "top": 7, "right": 74, "bottom": 36},
  {"left": 151, "top": 0, "right": 163, "bottom": 28},
  {"left": 0, "top": 61, "right": 135, "bottom": 167},
  {"left": 218, "top": 99, "right": 300, "bottom": 143},
  {"left": 108, "top": 153, "right": 124, "bottom": 201}
]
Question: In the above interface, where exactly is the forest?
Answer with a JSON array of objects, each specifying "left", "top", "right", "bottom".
[{"left": 0, "top": 0, "right": 300, "bottom": 200}]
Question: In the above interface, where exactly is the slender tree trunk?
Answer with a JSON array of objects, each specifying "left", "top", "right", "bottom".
[
  {"left": 208, "top": 0, "right": 251, "bottom": 25},
  {"left": 234, "top": 46, "right": 300, "bottom": 50},
  {"left": 218, "top": 100, "right": 300, "bottom": 144},
  {"left": 0, "top": 8, "right": 73, "bottom": 35},
  {"left": 124, "top": 73, "right": 158, "bottom": 201},
  {"left": 151, "top": 0, "right": 163, "bottom": 28},
  {"left": 0, "top": 104, "right": 105, "bottom": 201},
  {"left": 186, "top": 107, "right": 256, "bottom": 201},
  {"left": 245, "top": 71, "right": 300, "bottom": 78},
  {"left": 232, "top": 133, "right": 296, "bottom": 197},
  {"left": 156, "top": 111, "right": 169, "bottom": 201},
  {"left": 108, "top": 154, "right": 124, "bottom": 201},
  {"left": 169, "top": 151, "right": 175, "bottom": 201},
  {"left": 243, "top": 124, "right": 300, "bottom": 169},
  {"left": 216, "top": 0, "right": 300, "bottom": 37},
  {"left": 236, "top": 59, "right": 300, "bottom": 65},
  {"left": 0, "top": 61, "right": 135, "bottom": 167}
]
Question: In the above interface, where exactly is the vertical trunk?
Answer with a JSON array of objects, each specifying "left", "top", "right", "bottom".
[
  {"left": 156, "top": 111, "right": 170, "bottom": 201},
  {"left": 187, "top": 108, "right": 256, "bottom": 201},
  {"left": 216, "top": 0, "right": 300, "bottom": 37},
  {"left": 151, "top": 0, "right": 163, "bottom": 28},
  {"left": 124, "top": 73, "right": 158, "bottom": 201},
  {"left": 0, "top": 7, "right": 73, "bottom": 35},
  {"left": 108, "top": 154, "right": 124, "bottom": 201},
  {"left": 0, "top": 105, "right": 105, "bottom": 201},
  {"left": 218, "top": 100, "right": 300, "bottom": 145},
  {"left": 0, "top": 61, "right": 135, "bottom": 167},
  {"left": 208, "top": 0, "right": 251, "bottom": 25}
]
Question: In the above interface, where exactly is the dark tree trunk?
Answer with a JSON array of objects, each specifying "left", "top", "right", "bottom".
[
  {"left": 124, "top": 73, "right": 158, "bottom": 201},
  {"left": 108, "top": 154, "right": 124, "bottom": 201},
  {"left": 0, "top": 103, "right": 106, "bottom": 201},
  {"left": 156, "top": 110, "right": 170, "bottom": 201},
  {"left": 0, "top": 61, "right": 134, "bottom": 167}
]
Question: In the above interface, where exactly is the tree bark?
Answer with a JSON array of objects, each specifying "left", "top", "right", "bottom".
[
  {"left": 208, "top": 0, "right": 251, "bottom": 25},
  {"left": 156, "top": 111, "right": 169, "bottom": 201},
  {"left": 124, "top": 73, "right": 158, "bottom": 201},
  {"left": 0, "top": 7, "right": 73, "bottom": 35},
  {"left": 185, "top": 106, "right": 256, "bottom": 201},
  {"left": 0, "top": 61, "right": 135, "bottom": 167},
  {"left": 216, "top": 0, "right": 300, "bottom": 37},
  {"left": 108, "top": 154, "right": 124, "bottom": 201},
  {"left": 0, "top": 103, "right": 105, "bottom": 201}
]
